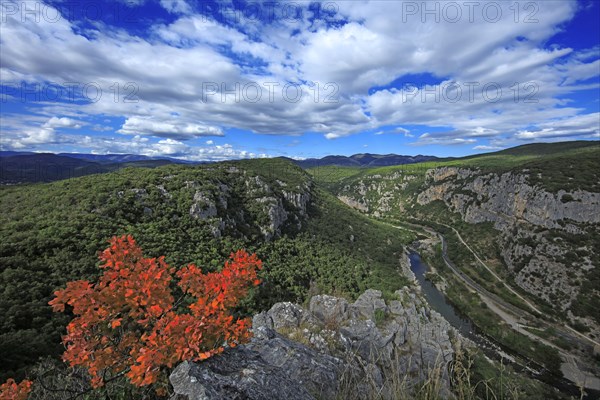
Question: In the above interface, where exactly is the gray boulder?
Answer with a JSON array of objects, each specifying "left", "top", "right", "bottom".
[
  {"left": 348, "top": 289, "right": 387, "bottom": 320},
  {"left": 309, "top": 294, "right": 348, "bottom": 325},
  {"left": 170, "top": 349, "right": 315, "bottom": 400},
  {"left": 170, "top": 328, "right": 346, "bottom": 400}
]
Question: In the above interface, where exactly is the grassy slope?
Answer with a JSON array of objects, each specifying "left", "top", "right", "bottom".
[{"left": 0, "top": 158, "right": 414, "bottom": 381}]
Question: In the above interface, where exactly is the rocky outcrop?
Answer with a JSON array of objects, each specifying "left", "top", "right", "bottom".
[
  {"left": 336, "top": 175, "right": 416, "bottom": 215},
  {"left": 283, "top": 189, "right": 310, "bottom": 217},
  {"left": 169, "top": 349, "right": 318, "bottom": 400},
  {"left": 184, "top": 171, "right": 313, "bottom": 240},
  {"left": 256, "top": 196, "right": 288, "bottom": 240},
  {"left": 189, "top": 191, "right": 218, "bottom": 220},
  {"left": 337, "top": 195, "right": 368, "bottom": 212},
  {"left": 253, "top": 180, "right": 312, "bottom": 239},
  {"left": 170, "top": 288, "right": 458, "bottom": 400}
]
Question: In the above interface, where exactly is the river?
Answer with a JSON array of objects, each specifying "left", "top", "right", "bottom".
[
  {"left": 409, "top": 252, "right": 476, "bottom": 338},
  {"left": 408, "top": 252, "right": 515, "bottom": 363},
  {"left": 408, "top": 250, "right": 600, "bottom": 399}
]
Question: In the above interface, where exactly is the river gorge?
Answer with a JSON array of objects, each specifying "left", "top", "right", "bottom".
[{"left": 408, "top": 250, "right": 600, "bottom": 399}]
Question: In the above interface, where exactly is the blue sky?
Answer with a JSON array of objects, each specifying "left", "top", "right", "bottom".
[{"left": 1, "top": 0, "right": 598, "bottom": 160}]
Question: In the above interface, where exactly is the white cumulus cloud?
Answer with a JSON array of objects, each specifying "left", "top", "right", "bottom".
[{"left": 117, "top": 117, "right": 224, "bottom": 139}]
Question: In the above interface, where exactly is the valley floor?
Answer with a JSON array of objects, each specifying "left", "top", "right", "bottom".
[{"left": 391, "top": 219, "right": 600, "bottom": 393}]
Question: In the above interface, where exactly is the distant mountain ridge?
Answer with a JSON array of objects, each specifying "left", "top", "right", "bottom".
[
  {"left": 56, "top": 153, "right": 198, "bottom": 164},
  {"left": 0, "top": 152, "right": 192, "bottom": 184},
  {"left": 1, "top": 151, "right": 440, "bottom": 184},
  {"left": 0, "top": 153, "right": 107, "bottom": 183},
  {"left": 56, "top": 153, "right": 156, "bottom": 164},
  {"left": 289, "top": 153, "right": 439, "bottom": 168},
  {"left": 0, "top": 151, "right": 195, "bottom": 164}
]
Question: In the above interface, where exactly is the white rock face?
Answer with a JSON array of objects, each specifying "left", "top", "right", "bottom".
[
  {"left": 337, "top": 195, "right": 368, "bottom": 212},
  {"left": 419, "top": 168, "right": 600, "bottom": 227},
  {"left": 184, "top": 172, "right": 312, "bottom": 240},
  {"left": 256, "top": 196, "right": 289, "bottom": 240},
  {"left": 189, "top": 191, "right": 218, "bottom": 220}
]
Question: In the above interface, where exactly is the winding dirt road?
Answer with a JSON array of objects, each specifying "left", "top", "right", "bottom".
[
  {"left": 436, "top": 222, "right": 600, "bottom": 350},
  {"left": 389, "top": 220, "right": 600, "bottom": 391}
]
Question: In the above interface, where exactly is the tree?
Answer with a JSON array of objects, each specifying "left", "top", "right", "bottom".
[{"left": 48, "top": 235, "right": 262, "bottom": 389}]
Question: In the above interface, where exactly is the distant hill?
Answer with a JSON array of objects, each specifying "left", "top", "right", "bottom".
[
  {"left": 0, "top": 153, "right": 109, "bottom": 183},
  {"left": 460, "top": 140, "right": 598, "bottom": 160},
  {"left": 0, "top": 152, "right": 191, "bottom": 184},
  {"left": 57, "top": 153, "right": 197, "bottom": 164},
  {"left": 0, "top": 151, "right": 35, "bottom": 157},
  {"left": 350, "top": 153, "right": 440, "bottom": 166},
  {"left": 4, "top": 141, "right": 596, "bottom": 184},
  {"left": 1, "top": 151, "right": 438, "bottom": 184},
  {"left": 290, "top": 153, "right": 439, "bottom": 168},
  {"left": 57, "top": 153, "right": 157, "bottom": 164},
  {"left": 491, "top": 140, "right": 598, "bottom": 157},
  {"left": 291, "top": 155, "right": 361, "bottom": 168}
]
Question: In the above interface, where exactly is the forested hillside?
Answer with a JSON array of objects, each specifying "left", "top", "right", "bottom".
[{"left": 0, "top": 158, "right": 413, "bottom": 381}]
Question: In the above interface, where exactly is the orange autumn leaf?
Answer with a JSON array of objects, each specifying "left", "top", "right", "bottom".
[{"left": 149, "top": 305, "right": 163, "bottom": 316}]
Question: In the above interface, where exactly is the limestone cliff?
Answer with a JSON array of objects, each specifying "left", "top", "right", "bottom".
[{"left": 182, "top": 170, "right": 312, "bottom": 240}]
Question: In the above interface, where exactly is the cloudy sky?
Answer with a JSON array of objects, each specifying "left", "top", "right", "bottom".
[{"left": 0, "top": 0, "right": 598, "bottom": 160}]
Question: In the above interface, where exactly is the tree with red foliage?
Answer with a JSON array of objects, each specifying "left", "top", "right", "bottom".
[{"left": 48, "top": 235, "right": 262, "bottom": 389}]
